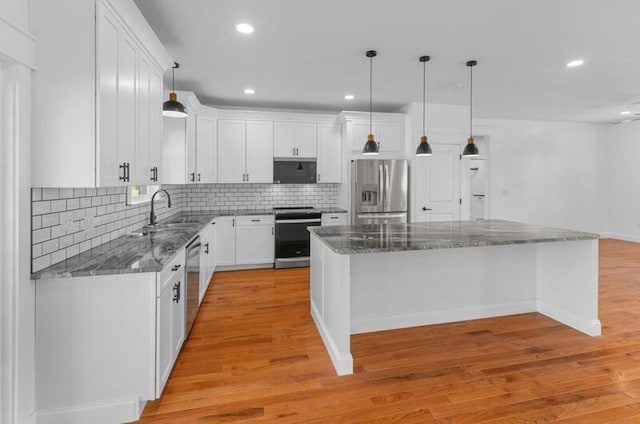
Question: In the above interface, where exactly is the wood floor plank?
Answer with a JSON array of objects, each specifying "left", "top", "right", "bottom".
[{"left": 135, "top": 239, "right": 640, "bottom": 423}]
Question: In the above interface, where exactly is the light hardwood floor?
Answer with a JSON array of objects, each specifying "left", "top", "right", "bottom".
[{"left": 136, "top": 239, "right": 640, "bottom": 423}]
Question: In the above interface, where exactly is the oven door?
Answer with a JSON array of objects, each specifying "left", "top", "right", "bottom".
[{"left": 274, "top": 218, "right": 321, "bottom": 268}]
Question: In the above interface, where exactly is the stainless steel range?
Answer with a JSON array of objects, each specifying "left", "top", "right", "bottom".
[{"left": 273, "top": 206, "right": 321, "bottom": 268}]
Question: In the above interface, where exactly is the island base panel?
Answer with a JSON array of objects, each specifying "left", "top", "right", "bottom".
[{"left": 310, "top": 234, "right": 600, "bottom": 375}]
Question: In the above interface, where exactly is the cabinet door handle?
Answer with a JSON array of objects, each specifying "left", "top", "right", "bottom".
[
  {"left": 251, "top": 219, "right": 260, "bottom": 222},
  {"left": 173, "top": 281, "right": 181, "bottom": 303},
  {"left": 232, "top": 218, "right": 235, "bottom": 227},
  {"left": 317, "top": 174, "right": 320, "bottom": 182},
  {"left": 246, "top": 173, "right": 249, "bottom": 182},
  {"left": 119, "top": 163, "right": 127, "bottom": 182},
  {"left": 272, "top": 226, "right": 274, "bottom": 235},
  {"left": 126, "top": 163, "right": 131, "bottom": 182},
  {"left": 204, "top": 242, "right": 209, "bottom": 254},
  {"left": 422, "top": 207, "right": 432, "bottom": 211},
  {"left": 171, "top": 264, "right": 181, "bottom": 272},
  {"left": 190, "top": 172, "right": 195, "bottom": 182},
  {"left": 330, "top": 216, "right": 339, "bottom": 219},
  {"left": 197, "top": 173, "right": 201, "bottom": 182}
]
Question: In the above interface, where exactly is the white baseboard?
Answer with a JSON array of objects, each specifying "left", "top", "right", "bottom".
[
  {"left": 36, "top": 397, "right": 142, "bottom": 424},
  {"left": 537, "top": 300, "right": 601, "bottom": 336},
  {"left": 350, "top": 300, "right": 537, "bottom": 335},
  {"left": 216, "top": 263, "right": 274, "bottom": 272},
  {"left": 599, "top": 232, "right": 640, "bottom": 243},
  {"left": 310, "top": 301, "right": 353, "bottom": 376}
]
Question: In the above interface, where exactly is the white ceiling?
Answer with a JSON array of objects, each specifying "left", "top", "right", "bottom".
[{"left": 134, "top": 0, "right": 640, "bottom": 123}]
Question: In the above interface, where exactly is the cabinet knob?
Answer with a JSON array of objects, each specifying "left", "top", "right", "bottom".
[{"left": 171, "top": 264, "right": 181, "bottom": 272}]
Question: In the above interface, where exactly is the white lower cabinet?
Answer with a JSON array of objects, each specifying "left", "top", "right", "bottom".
[
  {"left": 235, "top": 216, "right": 275, "bottom": 265},
  {"left": 216, "top": 215, "right": 275, "bottom": 268},
  {"left": 35, "top": 248, "right": 186, "bottom": 424},
  {"left": 199, "top": 220, "right": 217, "bottom": 303},
  {"left": 215, "top": 216, "right": 237, "bottom": 266},
  {"left": 156, "top": 251, "right": 186, "bottom": 397},
  {"left": 321, "top": 212, "right": 348, "bottom": 226}
]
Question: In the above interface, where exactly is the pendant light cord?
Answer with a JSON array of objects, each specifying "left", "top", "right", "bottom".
[
  {"left": 469, "top": 64, "right": 473, "bottom": 138},
  {"left": 422, "top": 60, "right": 426, "bottom": 136},
  {"left": 172, "top": 66, "right": 175, "bottom": 92},
  {"left": 369, "top": 55, "right": 373, "bottom": 135}
]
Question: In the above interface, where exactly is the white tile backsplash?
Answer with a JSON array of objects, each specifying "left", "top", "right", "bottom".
[
  {"left": 31, "top": 182, "right": 339, "bottom": 272},
  {"left": 31, "top": 185, "right": 184, "bottom": 273},
  {"left": 181, "top": 183, "right": 338, "bottom": 211}
]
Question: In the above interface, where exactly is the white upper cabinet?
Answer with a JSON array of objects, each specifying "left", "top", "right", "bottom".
[
  {"left": 273, "top": 122, "right": 316, "bottom": 158},
  {"left": 342, "top": 112, "right": 406, "bottom": 156},
  {"left": 218, "top": 119, "right": 273, "bottom": 183},
  {"left": 194, "top": 114, "right": 218, "bottom": 183},
  {"left": 316, "top": 123, "right": 342, "bottom": 183},
  {"left": 246, "top": 121, "right": 274, "bottom": 183},
  {"left": 134, "top": 51, "right": 164, "bottom": 184},
  {"left": 217, "top": 120, "right": 247, "bottom": 183},
  {"left": 31, "top": 0, "right": 172, "bottom": 187}
]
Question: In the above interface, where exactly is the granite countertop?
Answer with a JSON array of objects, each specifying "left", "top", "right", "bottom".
[
  {"left": 308, "top": 219, "right": 599, "bottom": 255},
  {"left": 32, "top": 207, "right": 345, "bottom": 280}
]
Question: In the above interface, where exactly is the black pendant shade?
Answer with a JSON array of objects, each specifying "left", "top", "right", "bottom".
[
  {"left": 163, "top": 62, "right": 187, "bottom": 118},
  {"left": 462, "top": 60, "right": 479, "bottom": 157},
  {"left": 362, "top": 50, "right": 379, "bottom": 155},
  {"left": 463, "top": 138, "right": 479, "bottom": 156},
  {"left": 416, "top": 55, "right": 433, "bottom": 157},
  {"left": 363, "top": 134, "right": 379, "bottom": 155},
  {"left": 416, "top": 136, "right": 433, "bottom": 156}
]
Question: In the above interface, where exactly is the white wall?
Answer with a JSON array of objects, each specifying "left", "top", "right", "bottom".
[
  {"left": 477, "top": 118, "right": 608, "bottom": 234},
  {"left": 0, "top": 2, "right": 35, "bottom": 424},
  {"left": 605, "top": 120, "right": 640, "bottom": 240},
  {"left": 0, "top": 0, "right": 29, "bottom": 31}
]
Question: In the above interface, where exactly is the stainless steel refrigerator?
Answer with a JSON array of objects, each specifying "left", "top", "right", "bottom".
[{"left": 351, "top": 159, "right": 408, "bottom": 225}]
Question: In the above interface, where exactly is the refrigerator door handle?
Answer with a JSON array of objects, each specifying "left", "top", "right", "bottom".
[
  {"left": 378, "top": 164, "right": 384, "bottom": 207},
  {"left": 357, "top": 213, "right": 407, "bottom": 219},
  {"left": 385, "top": 163, "right": 390, "bottom": 209}
]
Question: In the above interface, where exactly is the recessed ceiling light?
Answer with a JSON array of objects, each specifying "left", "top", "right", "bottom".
[
  {"left": 236, "top": 23, "right": 254, "bottom": 34},
  {"left": 621, "top": 110, "right": 632, "bottom": 115},
  {"left": 566, "top": 59, "right": 584, "bottom": 68},
  {"left": 244, "top": 88, "right": 255, "bottom": 95},
  {"left": 344, "top": 94, "right": 354, "bottom": 100}
]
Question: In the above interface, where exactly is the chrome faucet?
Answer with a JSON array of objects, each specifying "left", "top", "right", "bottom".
[{"left": 149, "top": 189, "right": 172, "bottom": 226}]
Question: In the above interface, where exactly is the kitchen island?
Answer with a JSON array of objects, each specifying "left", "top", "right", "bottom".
[{"left": 308, "top": 219, "right": 600, "bottom": 375}]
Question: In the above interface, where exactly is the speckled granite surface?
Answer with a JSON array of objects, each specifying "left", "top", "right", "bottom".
[
  {"left": 32, "top": 207, "right": 348, "bottom": 279},
  {"left": 308, "top": 219, "right": 599, "bottom": 255}
]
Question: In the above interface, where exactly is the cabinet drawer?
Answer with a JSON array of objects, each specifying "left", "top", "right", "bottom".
[
  {"left": 321, "top": 213, "right": 348, "bottom": 226},
  {"left": 235, "top": 215, "right": 275, "bottom": 226},
  {"left": 158, "top": 248, "right": 185, "bottom": 292}
]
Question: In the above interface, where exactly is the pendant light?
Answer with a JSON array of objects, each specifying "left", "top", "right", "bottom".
[
  {"left": 163, "top": 62, "right": 187, "bottom": 118},
  {"left": 462, "top": 60, "right": 479, "bottom": 156},
  {"left": 416, "top": 55, "right": 433, "bottom": 156},
  {"left": 362, "top": 50, "right": 379, "bottom": 155}
]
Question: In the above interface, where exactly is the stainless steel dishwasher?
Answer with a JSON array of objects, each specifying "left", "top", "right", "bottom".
[{"left": 185, "top": 236, "right": 201, "bottom": 336}]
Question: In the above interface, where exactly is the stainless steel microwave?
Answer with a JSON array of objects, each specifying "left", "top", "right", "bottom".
[{"left": 273, "top": 159, "right": 317, "bottom": 184}]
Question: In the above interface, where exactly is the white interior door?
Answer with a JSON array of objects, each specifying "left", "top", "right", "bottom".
[{"left": 414, "top": 143, "right": 461, "bottom": 222}]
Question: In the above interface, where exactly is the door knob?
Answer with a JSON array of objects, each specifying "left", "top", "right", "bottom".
[{"left": 422, "top": 207, "right": 432, "bottom": 211}]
